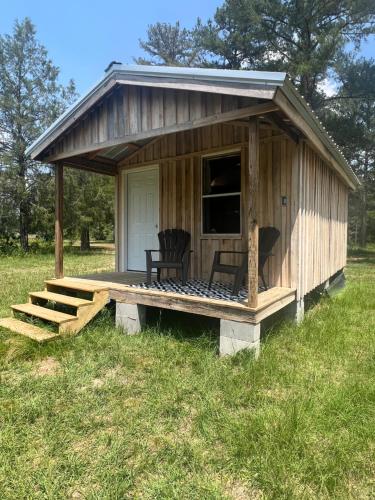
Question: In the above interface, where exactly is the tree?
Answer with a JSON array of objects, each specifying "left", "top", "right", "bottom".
[
  {"left": 323, "top": 58, "right": 375, "bottom": 245},
  {"left": 135, "top": 22, "right": 202, "bottom": 66},
  {"left": 63, "top": 169, "right": 115, "bottom": 250},
  {"left": 0, "top": 18, "right": 76, "bottom": 250},
  {"left": 139, "top": 1, "right": 375, "bottom": 107}
]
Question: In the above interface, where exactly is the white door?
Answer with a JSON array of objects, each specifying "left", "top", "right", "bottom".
[{"left": 127, "top": 168, "right": 159, "bottom": 271}]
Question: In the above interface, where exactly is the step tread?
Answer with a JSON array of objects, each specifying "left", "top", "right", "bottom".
[
  {"left": 0, "top": 317, "right": 58, "bottom": 342},
  {"left": 45, "top": 278, "right": 109, "bottom": 293},
  {"left": 30, "top": 291, "right": 93, "bottom": 308},
  {"left": 11, "top": 303, "right": 77, "bottom": 324}
]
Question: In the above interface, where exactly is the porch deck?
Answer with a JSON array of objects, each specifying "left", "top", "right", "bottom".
[{"left": 68, "top": 272, "right": 296, "bottom": 324}]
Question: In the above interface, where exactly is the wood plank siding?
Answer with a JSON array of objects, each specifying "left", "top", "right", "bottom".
[
  {"left": 119, "top": 123, "right": 298, "bottom": 288},
  {"left": 298, "top": 142, "right": 348, "bottom": 297},
  {"left": 43, "top": 85, "right": 261, "bottom": 161}
]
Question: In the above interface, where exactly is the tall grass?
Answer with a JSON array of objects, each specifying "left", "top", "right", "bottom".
[{"left": 0, "top": 248, "right": 374, "bottom": 498}]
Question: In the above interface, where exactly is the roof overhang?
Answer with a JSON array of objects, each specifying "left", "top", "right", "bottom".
[
  {"left": 26, "top": 64, "right": 286, "bottom": 161},
  {"left": 276, "top": 79, "right": 359, "bottom": 189},
  {"left": 26, "top": 64, "right": 359, "bottom": 189}
]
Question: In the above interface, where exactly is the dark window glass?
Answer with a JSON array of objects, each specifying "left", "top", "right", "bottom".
[
  {"left": 202, "top": 154, "right": 241, "bottom": 235},
  {"left": 203, "top": 154, "right": 241, "bottom": 195}
]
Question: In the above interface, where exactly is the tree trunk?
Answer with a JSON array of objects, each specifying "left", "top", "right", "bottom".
[
  {"left": 359, "top": 154, "right": 369, "bottom": 248},
  {"left": 359, "top": 188, "right": 367, "bottom": 248},
  {"left": 80, "top": 225, "right": 90, "bottom": 251},
  {"left": 19, "top": 202, "right": 29, "bottom": 251},
  {"left": 18, "top": 161, "right": 29, "bottom": 252}
]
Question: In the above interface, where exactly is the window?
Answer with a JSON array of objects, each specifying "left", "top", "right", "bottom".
[{"left": 202, "top": 153, "right": 241, "bottom": 235}]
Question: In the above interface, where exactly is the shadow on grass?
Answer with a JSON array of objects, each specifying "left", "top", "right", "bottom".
[{"left": 143, "top": 306, "right": 219, "bottom": 347}]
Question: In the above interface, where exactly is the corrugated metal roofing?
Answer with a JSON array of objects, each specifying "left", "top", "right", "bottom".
[{"left": 108, "top": 63, "right": 287, "bottom": 86}]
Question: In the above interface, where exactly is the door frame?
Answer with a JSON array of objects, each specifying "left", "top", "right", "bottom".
[{"left": 118, "top": 164, "right": 160, "bottom": 272}]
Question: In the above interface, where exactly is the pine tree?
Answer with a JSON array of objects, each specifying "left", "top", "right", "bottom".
[
  {"left": 0, "top": 18, "right": 76, "bottom": 250},
  {"left": 135, "top": 22, "right": 202, "bottom": 67},
  {"left": 323, "top": 58, "right": 375, "bottom": 245}
]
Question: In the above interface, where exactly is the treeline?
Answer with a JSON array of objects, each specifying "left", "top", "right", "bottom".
[
  {"left": 135, "top": 0, "right": 375, "bottom": 246},
  {"left": 0, "top": 19, "right": 114, "bottom": 253}
]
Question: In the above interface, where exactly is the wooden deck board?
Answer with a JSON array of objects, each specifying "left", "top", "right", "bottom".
[
  {"left": 0, "top": 318, "right": 58, "bottom": 342},
  {"left": 45, "top": 278, "right": 109, "bottom": 293},
  {"left": 30, "top": 291, "right": 93, "bottom": 308},
  {"left": 11, "top": 303, "right": 76, "bottom": 324}
]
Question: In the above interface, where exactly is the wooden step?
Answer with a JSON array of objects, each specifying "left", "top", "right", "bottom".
[
  {"left": 11, "top": 303, "right": 77, "bottom": 325},
  {"left": 0, "top": 317, "right": 58, "bottom": 342},
  {"left": 30, "top": 291, "right": 93, "bottom": 308},
  {"left": 45, "top": 278, "right": 109, "bottom": 293}
]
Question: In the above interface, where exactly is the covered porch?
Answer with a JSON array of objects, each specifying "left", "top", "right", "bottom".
[{"left": 26, "top": 64, "right": 306, "bottom": 353}]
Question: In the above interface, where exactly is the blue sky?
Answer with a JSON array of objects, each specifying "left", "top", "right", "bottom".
[{"left": 1, "top": 0, "right": 374, "bottom": 96}]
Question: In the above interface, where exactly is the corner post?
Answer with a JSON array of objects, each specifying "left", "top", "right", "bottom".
[
  {"left": 248, "top": 118, "right": 259, "bottom": 308},
  {"left": 55, "top": 163, "right": 64, "bottom": 278}
]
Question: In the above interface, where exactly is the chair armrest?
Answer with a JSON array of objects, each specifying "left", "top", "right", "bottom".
[
  {"left": 214, "top": 251, "right": 248, "bottom": 258},
  {"left": 259, "top": 251, "right": 273, "bottom": 257}
]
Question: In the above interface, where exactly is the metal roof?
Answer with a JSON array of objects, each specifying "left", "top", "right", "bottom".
[{"left": 107, "top": 63, "right": 287, "bottom": 86}]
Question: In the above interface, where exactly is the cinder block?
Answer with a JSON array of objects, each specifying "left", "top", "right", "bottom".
[
  {"left": 220, "top": 319, "right": 260, "bottom": 343},
  {"left": 116, "top": 302, "right": 146, "bottom": 335},
  {"left": 294, "top": 298, "right": 305, "bottom": 324},
  {"left": 220, "top": 319, "right": 260, "bottom": 356},
  {"left": 219, "top": 335, "right": 260, "bottom": 357}
]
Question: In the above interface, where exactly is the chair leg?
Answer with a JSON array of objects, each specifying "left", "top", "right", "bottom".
[
  {"left": 232, "top": 270, "right": 243, "bottom": 296},
  {"left": 146, "top": 264, "right": 152, "bottom": 285},
  {"left": 208, "top": 267, "right": 215, "bottom": 289},
  {"left": 157, "top": 269, "right": 161, "bottom": 282},
  {"left": 259, "top": 266, "right": 268, "bottom": 290},
  {"left": 182, "top": 265, "right": 187, "bottom": 285}
]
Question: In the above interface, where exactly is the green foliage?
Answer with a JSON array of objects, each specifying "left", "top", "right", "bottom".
[
  {"left": 323, "top": 58, "right": 375, "bottom": 244},
  {"left": 63, "top": 169, "right": 115, "bottom": 247},
  {"left": 139, "top": 1, "right": 375, "bottom": 106},
  {"left": 0, "top": 18, "right": 76, "bottom": 250},
  {"left": 135, "top": 22, "right": 202, "bottom": 66},
  {"left": 0, "top": 250, "right": 374, "bottom": 497}
]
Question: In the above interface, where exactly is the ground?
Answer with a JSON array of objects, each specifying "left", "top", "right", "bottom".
[{"left": 0, "top": 246, "right": 374, "bottom": 499}]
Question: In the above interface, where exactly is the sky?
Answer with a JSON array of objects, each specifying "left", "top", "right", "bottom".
[
  {"left": 1, "top": 0, "right": 374, "bottom": 96},
  {"left": 0, "top": 0, "right": 221, "bottom": 94}
]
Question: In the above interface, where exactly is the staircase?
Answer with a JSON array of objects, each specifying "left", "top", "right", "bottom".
[{"left": 0, "top": 278, "right": 109, "bottom": 342}]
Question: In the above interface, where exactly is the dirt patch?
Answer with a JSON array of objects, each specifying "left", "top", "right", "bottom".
[
  {"left": 225, "top": 480, "right": 264, "bottom": 499},
  {"left": 92, "top": 378, "right": 105, "bottom": 388},
  {"left": 33, "top": 357, "right": 60, "bottom": 377}
]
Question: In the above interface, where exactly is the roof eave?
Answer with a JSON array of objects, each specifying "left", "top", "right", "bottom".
[
  {"left": 26, "top": 65, "right": 286, "bottom": 160},
  {"left": 281, "top": 79, "right": 360, "bottom": 189}
]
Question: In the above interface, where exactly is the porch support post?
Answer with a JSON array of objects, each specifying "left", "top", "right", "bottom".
[
  {"left": 247, "top": 117, "right": 259, "bottom": 308},
  {"left": 55, "top": 162, "right": 64, "bottom": 278},
  {"left": 116, "top": 302, "right": 147, "bottom": 334}
]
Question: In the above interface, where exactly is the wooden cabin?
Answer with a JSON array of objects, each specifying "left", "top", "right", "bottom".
[{"left": 24, "top": 64, "right": 359, "bottom": 355}]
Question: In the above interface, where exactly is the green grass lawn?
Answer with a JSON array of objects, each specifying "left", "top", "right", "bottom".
[{"left": 0, "top": 247, "right": 374, "bottom": 499}]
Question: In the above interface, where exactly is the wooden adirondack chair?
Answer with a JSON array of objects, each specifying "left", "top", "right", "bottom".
[
  {"left": 208, "top": 226, "right": 280, "bottom": 295},
  {"left": 145, "top": 229, "right": 192, "bottom": 285}
]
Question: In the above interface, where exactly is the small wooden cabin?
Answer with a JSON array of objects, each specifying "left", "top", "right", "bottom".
[{"left": 26, "top": 64, "right": 359, "bottom": 355}]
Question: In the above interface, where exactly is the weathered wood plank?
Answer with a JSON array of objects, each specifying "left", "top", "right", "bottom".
[
  {"left": 247, "top": 118, "right": 259, "bottom": 308},
  {"left": 55, "top": 163, "right": 64, "bottom": 278}
]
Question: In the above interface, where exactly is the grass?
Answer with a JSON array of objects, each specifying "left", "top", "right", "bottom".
[{"left": 0, "top": 247, "right": 374, "bottom": 499}]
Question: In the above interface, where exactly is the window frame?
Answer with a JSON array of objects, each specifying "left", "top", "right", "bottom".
[{"left": 200, "top": 149, "right": 242, "bottom": 238}]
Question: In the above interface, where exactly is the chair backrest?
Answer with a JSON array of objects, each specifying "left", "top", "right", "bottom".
[
  {"left": 259, "top": 227, "right": 280, "bottom": 266},
  {"left": 158, "top": 229, "right": 191, "bottom": 263}
]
